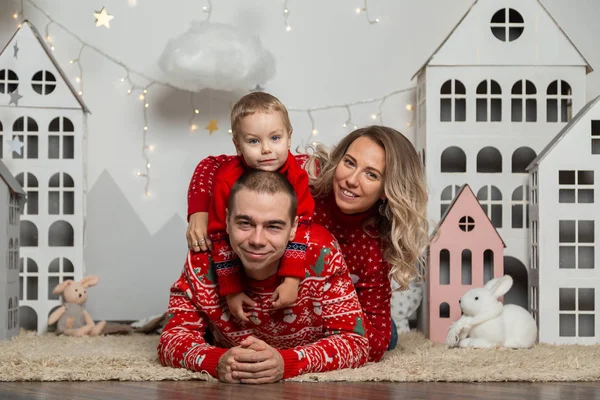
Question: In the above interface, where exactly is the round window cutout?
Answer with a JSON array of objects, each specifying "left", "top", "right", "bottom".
[
  {"left": 490, "top": 8, "right": 524, "bottom": 42},
  {"left": 0, "top": 69, "right": 19, "bottom": 94},
  {"left": 31, "top": 70, "right": 57, "bottom": 95}
]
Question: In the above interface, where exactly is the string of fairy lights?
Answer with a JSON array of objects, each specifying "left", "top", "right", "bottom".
[{"left": 10, "top": 0, "right": 413, "bottom": 197}]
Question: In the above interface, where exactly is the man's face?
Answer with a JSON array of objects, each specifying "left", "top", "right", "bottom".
[{"left": 226, "top": 188, "right": 298, "bottom": 280}]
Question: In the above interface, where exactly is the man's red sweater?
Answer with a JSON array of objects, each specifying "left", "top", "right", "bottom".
[
  {"left": 158, "top": 224, "right": 369, "bottom": 379},
  {"left": 187, "top": 154, "right": 393, "bottom": 362},
  {"left": 207, "top": 153, "right": 315, "bottom": 296}
]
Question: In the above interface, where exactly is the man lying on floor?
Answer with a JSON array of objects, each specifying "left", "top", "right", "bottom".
[{"left": 158, "top": 170, "right": 369, "bottom": 383}]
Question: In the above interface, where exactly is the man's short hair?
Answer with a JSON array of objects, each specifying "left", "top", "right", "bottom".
[{"left": 228, "top": 170, "right": 298, "bottom": 221}]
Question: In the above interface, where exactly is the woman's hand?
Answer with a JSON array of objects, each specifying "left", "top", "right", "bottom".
[{"left": 186, "top": 212, "right": 212, "bottom": 252}]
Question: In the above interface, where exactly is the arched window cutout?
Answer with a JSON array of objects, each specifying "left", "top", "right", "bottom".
[
  {"left": 483, "top": 250, "right": 494, "bottom": 284},
  {"left": 478, "top": 186, "right": 503, "bottom": 228},
  {"left": 511, "top": 80, "right": 537, "bottom": 122},
  {"left": 16, "top": 172, "right": 39, "bottom": 215},
  {"left": 440, "top": 185, "right": 462, "bottom": 217},
  {"left": 547, "top": 80, "right": 572, "bottom": 122},
  {"left": 19, "top": 257, "right": 39, "bottom": 301},
  {"left": 441, "top": 146, "right": 467, "bottom": 173},
  {"left": 439, "top": 249, "right": 450, "bottom": 285},
  {"left": 440, "top": 79, "right": 466, "bottom": 122},
  {"left": 477, "top": 147, "right": 502, "bottom": 173},
  {"left": 0, "top": 69, "right": 19, "bottom": 94},
  {"left": 439, "top": 302, "right": 450, "bottom": 318},
  {"left": 462, "top": 250, "right": 472, "bottom": 285},
  {"left": 49, "top": 173, "right": 75, "bottom": 215},
  {"left": 476, "top": 80, "right": 502, "bottom": 122},
  {"left": 11, "top": 117, "right": 39, "bottom": 159},
  {"left": 512, "top": 185, "right": 530, "bottom": 229},
  {"left": 512, "top": 147, "right": 537, "bottom": 173},
  {"left": 48, "top": 258, "right": 75, "bottom": 300},
  {"left": 20, "top": 221, "right": 38, "bottom": 247},
  {"left": 48, "top": 117, "right": 75, "bottom": 159},
  {"left": 49, "top": 221, "right": 74, "bottom": 247},
  {"left": 18, "top": 305, "right": 37, "bottom": 331}
]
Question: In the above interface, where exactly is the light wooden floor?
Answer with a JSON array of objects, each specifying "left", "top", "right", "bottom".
[{"left": 1, "top": 382, "right": 600, "bottom": 400}]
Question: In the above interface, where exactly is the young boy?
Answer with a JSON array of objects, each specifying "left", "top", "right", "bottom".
[{"left": 206, "top": 92, "right": 314, "bottom": 321}]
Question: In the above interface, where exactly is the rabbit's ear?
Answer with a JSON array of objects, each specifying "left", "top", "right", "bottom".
[
  {"left": 52, "top": 280, "right": 73, "bottom": 295},
  {"left": 80, "top": 275, "right": 100, "bottom": 288},
  {"left": 484, "top": 275, "right": 513, "bottom": 298}
]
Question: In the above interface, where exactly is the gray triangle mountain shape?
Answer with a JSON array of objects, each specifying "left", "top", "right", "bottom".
[{"left": 84, "top": 170, "right": 187, "bottom": 321}]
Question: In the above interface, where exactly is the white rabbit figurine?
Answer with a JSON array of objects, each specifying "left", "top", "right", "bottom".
[{"left": 446, "top": 275, "right": 537, "bottom": 349}]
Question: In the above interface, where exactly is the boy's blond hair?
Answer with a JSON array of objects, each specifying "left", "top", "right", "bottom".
[{"left": 230, "top": 92, "right": 293, "bottom": 138}]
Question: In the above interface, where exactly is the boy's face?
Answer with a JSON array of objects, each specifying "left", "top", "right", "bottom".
[{"left": 233, "top": 112, "right": 291, "bottom": 171}]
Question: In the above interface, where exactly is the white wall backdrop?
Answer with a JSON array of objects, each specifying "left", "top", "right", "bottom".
[{"left": 1, "top": 0, "right": 599, "bottom": 321}]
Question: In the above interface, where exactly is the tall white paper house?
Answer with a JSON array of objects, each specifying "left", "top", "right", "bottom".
[
  {"left": 527, "top": 95, "right": 600, "bottom": 344},
  {"left": 0, "top": 160, "right": 25, "bottom": 340},
  {"left": 0, "top": 21, "right": 89, "bottom": 332},
  {"left": 414, "top": 0, "right": 592, "bottom": 330}
]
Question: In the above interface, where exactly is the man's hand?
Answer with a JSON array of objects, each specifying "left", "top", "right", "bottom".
[
  {"left": 216, "top": 347, "right": 256, "bottom": 383},
  {"left": 187, "top": 212, "right": 212, "bottom": 252},
  {"left": 231, "top": 336, "right": 284, "bottom": 384}
]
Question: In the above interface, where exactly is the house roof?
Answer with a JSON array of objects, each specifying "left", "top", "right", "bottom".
[
  {"left": 0, "top": 20, "right": 91, "bottom": 113},
  {"left": 0, "top": 160, "right": 25, "bottom": 197},
  {"left": 527, "top": 95, "right": 600, "bottom": 170},
  {"left": 412, "top": 0, "right": 593, "bottom": 80},
  {"left": 430, "top": 184, "right": 506, "bottom": 247}
]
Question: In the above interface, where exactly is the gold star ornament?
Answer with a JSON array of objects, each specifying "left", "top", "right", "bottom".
[
  {"left": 205, "top": 120, "right": 219, "bottom": 135},
  {"left": 94, "top": 7, "right": 114, "bottom": 29}
]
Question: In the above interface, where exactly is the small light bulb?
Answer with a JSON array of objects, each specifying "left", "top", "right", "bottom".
[
  {"left": 146, "top": 163, "right": 151, "bottom": 169},
  {"left": 46, "top": 35, "right": 51, "bottom": 41},
  {"left": 50, "top": 46, "right": 55, "bottom": 51},
  {"left": 78, "top": 91, "right": 83, "bottom": 96},
  {"left": 136, "top": 172, "right": 141, "bottom": 176},
  {"left": 406, "top": 104, "right": 413, "bottom": 111},
  {"left": 139, "top": 94, "right": 145, "bottom": 100},
  {"left": 371, "top": 114, "right": 377, "bottom": 120},
  {"left": 145, "top": 103, "right": 149, "bottom": 108},
  {"left": 203, "top": 6, "right": 208, "bottom": 11},
  {"left": 342, "top": 123, "right": 347, "bottom": 128},
  {"left": 127, "top": 89, "right": 132, "bottom": 94},
  {"left": 375, "top": 18, "right": 380, "bottom": 23},
  {"left": 143, "top": 89, "right": 148, "bottom": 94},
  {"left": 75, "top": 77, "right": 81, "bottom": 82},
  {"left": 354, "top": 125, "right": 358, "bottom": 129},
  {"left": 13, "top": 13, "right": 18, "bottom": 19},
  {"left": 148, "top": 145, "right": 155, "bottom": 151},
  {"left": 286, "top": 26, "right": 292, "bottom": 32},
  {"left": 312, "top": 142, "right": 317, "bottom": 146},
  {"left": 312, "top": 129, "right": 318, "bottom": 135},
  {"left": 194, "top": 109, "right": 199, "bottom": 114},
  {"left": 228, "top": 129, "right": 233, "bottom": 134},
  {"left": 356, "top": 8, "right": 362, "bottom": 14},
  {"left": 145, "top": 191, "right": 151, "bottom": 197},
  {"left": 17, "top": 24, "right": 22, "bottom": 28},
  {"left": 284, "top": 8, "right": 289, "bottom": 14},
  {"left": 70, "top": 60, "right": 74, "bottom": 64},
  {"left": 144, "top": 126, "right": 148, "bottom": 131},
  {"left": 191, "top": 124, "right": 198, "bottom": 131},
  {"left": 120, "top": 77, "right": 125, "bottom": 82}
]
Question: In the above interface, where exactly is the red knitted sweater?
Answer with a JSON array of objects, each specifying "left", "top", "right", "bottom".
[
  {"left": 158, "top": 224, "right": 369, "bottom": 379},
  {"left": 187, "top": 154, "right": 392, "bottom": 362},
  {"left": 207, "top": 153, "right": 314, "bottom": 295}
]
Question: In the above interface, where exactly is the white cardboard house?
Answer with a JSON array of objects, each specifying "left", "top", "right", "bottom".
[
  {"left": 527, "top": 95, "right": 600, "bottom": 344},
  {"left": 0, "top": 21, "right": 89, "bottom": 332},
  {"left": 0, "top": 159, "right": 25, "bottom": 340},
  {"left": 414, "top": 0, "right": 592, "bottom": 337}
]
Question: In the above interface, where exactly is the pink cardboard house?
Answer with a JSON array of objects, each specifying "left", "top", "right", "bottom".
[{"left": 425, "top": 184, "right": 505, "bottom": 343}]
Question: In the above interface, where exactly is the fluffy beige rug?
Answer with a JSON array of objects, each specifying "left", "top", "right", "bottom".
[{"left": 1, "top": 331, "right": 599, "bottom": 382}]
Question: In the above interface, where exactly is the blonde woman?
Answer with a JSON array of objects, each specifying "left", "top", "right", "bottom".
[{"left": 187, "top": 126, "right": 429, "bottom": 362}]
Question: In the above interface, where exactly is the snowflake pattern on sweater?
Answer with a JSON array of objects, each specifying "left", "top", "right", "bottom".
[
  {"left": 186, "top": 153, "right": 392, "bottom": 362},
  {"left": 158, "top": 224, "right": 369, "bottom": 379}
]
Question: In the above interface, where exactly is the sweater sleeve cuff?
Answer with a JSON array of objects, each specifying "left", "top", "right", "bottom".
[
  {"left": 278, "top": 349, "right": 308, "bottom": 379},
  {"left": 188, "top": 193, "right": 211, "bottom": 219},
  {"left": 278, "top": 256, "right": 307, "bottom": 279},
  {"left": 198, "top": 347, "right": 229, "bottom": 378}
]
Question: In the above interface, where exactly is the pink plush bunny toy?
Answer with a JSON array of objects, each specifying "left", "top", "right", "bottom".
[{"left": 48, "top": 275, "right": 106, "bottom": 336}]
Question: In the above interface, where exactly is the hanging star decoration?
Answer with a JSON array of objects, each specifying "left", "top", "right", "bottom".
[
  {"left": 250, "top": 84, "right": 265, "bottom": 92},
  {"left": 13, "top": 42, "right": 19, "bottom": 59},
  {"left": 94, "top": 7, "right": 114, "bottom": 29},
  {"left": 6, "top": 137, "right": 24, "bottom": 156},
  {"left": 205, "top": 120, "right": 219, "bottom": 135},
  {"left": 8, "top": 90, "right": 23, "bottom": 106}
]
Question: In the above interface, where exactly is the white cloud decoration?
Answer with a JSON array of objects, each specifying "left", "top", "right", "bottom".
[{"left": 158, "top": 21, "right": 276, "bottom": 92}]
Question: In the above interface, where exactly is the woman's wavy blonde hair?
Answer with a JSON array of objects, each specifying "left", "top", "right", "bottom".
[{"left": 305, "top": 126, "right": 429, "bottom": 290}]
